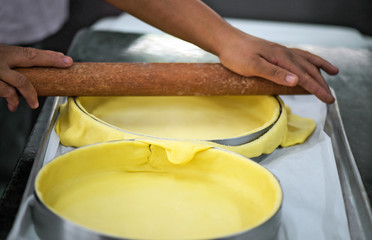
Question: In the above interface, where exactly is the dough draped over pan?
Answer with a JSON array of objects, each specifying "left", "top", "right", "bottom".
[{"left": 55, "top": 96, "right": 315, "bottom": 158}]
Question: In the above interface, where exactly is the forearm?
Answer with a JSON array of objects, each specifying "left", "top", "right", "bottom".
[{"left": 105, "top": 0, "right": 235, "bottom": 56}]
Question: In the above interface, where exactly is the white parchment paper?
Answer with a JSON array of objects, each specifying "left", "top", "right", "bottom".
[{"left": 263, "top": 95, "right": 350, "bottom": 240}]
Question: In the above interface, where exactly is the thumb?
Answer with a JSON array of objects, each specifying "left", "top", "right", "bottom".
[{"left": 10, "top": 47, "right": 73, "bottom": 68}]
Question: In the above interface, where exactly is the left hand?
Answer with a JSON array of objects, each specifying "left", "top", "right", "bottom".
[{"left": 0, "top": 44, "right": 73, "bottom": 111}]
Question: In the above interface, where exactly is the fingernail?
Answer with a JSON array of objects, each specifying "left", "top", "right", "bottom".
[
  {"left": 63, "top": 56, "right": 72, "bottom": 65},
  {"left": 330, "top": 95, "right": 335, "bottom": 104},
  {"left": 285, "top": 74, "right": 297, "bottom": 84},
  {"left": 333, "top": 66, "right": 339, "bottom": 74},
  {"left": 9, "top": 105, "right": 17, "bottom": 112},
  {"left": 33, "top": 102, "right": 39, "bottom": 109}
]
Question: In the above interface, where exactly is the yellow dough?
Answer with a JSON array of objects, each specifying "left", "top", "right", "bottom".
[
  {"left": 36, "top": 140, "right": 282, "bottom": 239},
  {"left": 78, "top": 96, "right": 278, "bottom": 139},
  {"left": 55, "top": 96, "right": 316, "bottom": 158}
]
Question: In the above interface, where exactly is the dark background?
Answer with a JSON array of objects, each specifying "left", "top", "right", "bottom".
[
  {"left": 203, "top": 0, "right": 372, "bottom": 36},
  {"left": 45, "top": 0, "right": 372, "bottom": 54}
]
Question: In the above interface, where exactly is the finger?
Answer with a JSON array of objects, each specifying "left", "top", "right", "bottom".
[
  {"left": 297, "top": 72, "right": 335, "bottom": 104},
  {"left": 251, "top": 57, "right": 299, "bottom": 87},
  {"left": 0, "top": 68, "right": 38, "bottom": 109},
  {"left": 283, "top": 54, "right": 334, "bottom": 103},
  {"left": 268, "top": 52, "right": 335, "bottom": 103},
  {"left": 0, "top": 80, "right": 20, "bottom": 112},
  {"left": 292, "top": 49, "right": 339, "bottom": 75},
  {"left": 8, "top": 47, "right": 73, "bottom": 68},
  {"left": 292, "top": 55, "right": 332, "bottom": 95}
]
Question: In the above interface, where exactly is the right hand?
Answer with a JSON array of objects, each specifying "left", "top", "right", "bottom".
[
  {"left": 0, "top": 44, "right": 73, "bottom": 111},
  {"left": 217, "top": 32, "right": 339, "bottom": 104}
]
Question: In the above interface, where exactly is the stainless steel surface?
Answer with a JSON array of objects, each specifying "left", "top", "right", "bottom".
[
  {"left": 6, "top": 97, "right": 63, "bottom": 240},
  {"left": 210, "top": 121, "right": 275, "bottom": 146},
  {"left": 211, "top": 97, "right": 282, "bottom": 146},
  {"left": 324, "top": 94, "right": 372, "bottom": 240},
  {"left": 14, "top": 97, "right": 63, "bottom": 211},
  {"left": 32, "top": 193, "right": 121, "bottom": 240}
]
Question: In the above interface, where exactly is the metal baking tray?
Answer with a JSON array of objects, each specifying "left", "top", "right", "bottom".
[
  {"left": 324, "top": 95, "right": 372, "bottom": 239},
  {"left": 7, "top": 94, "right": 372, "bottom": 240}
]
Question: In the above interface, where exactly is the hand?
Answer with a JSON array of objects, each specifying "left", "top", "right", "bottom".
[
  {"left": 218, "top": 31, "right": 339, "bottom": 103},
  {"left": 0, "top": 44, "right": 73, "bottom": 111}
]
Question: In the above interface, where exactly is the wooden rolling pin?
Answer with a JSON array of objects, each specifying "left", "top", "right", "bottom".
[{"left": 15, "top": 62, "right": 309, "bottom": 96}]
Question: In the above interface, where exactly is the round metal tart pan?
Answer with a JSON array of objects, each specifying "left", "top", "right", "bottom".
[
  {"left": 55, "top": 96, "right": 290, "bottom": 159},
  {"left": 31, "top": 140, "right": 282, "bottom": 240}
]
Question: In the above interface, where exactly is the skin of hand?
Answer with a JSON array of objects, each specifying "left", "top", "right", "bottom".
[
  {"left": 106, "top": 0, "right": 339, "bottom": 103},
  {"left": 217, "top": 30, "right": 339, "bottom": 103},
  {"left": 0, "top": 44, "right": 73, "bottom": 111}
]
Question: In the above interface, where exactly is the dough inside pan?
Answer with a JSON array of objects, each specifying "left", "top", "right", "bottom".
[
  {"left": 36, "top": 140, "right": 282, "bottom": 239},
  {"left": 78, "top": 95, "right": 279, "bottom": 140},
  {"left": 55, "top": 95, "right": 316, "bottom": 158}
]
